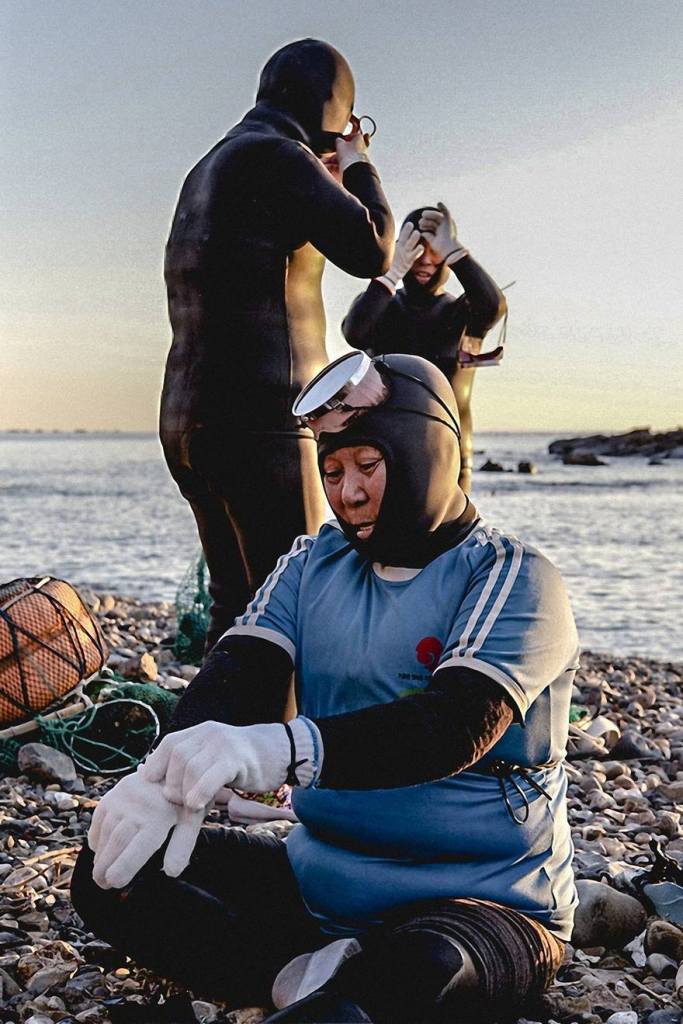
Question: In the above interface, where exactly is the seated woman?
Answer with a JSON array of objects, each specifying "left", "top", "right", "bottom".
[
  {"left": 342, "top": 204, "right": 507, "bottom": 494},
  {"left": 72, "top": 352, "right": 578, "bottom": 1024}
]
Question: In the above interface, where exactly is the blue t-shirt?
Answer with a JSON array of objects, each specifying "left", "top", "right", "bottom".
[{"left": 226, "top": 519, "right": 579, "bottom": 939}]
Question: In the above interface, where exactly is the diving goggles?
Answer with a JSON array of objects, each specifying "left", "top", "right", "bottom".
[
  {"left": 315, "top": 114, "right": 377, "bottom": 156},
  {"left": 342, "top": 114, "right": 377, "bottom": 140},
  {"left": 292, "top": 351, "right": 388, "bottom": 439},
  {"left": 292, "top": 351, "right": 461, "bottom": 441}
]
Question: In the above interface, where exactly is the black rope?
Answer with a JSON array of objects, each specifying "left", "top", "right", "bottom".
[
  {"left": 283, "top": 722, "right": 307, "bottom": 785},
  {"left": 487, "top": 760, "right": 553, "bottom": 825}
]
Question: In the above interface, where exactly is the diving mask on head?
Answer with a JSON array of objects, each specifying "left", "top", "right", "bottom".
[
  {"left": 292, "top": 350, "right": 461, "bottom": 442},
  {"left": 294, "top": 353, "right": 467, "bottom": 566}
]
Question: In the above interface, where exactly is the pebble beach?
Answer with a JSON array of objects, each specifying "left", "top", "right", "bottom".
[{"left": 1, "top": 593, "right": 682, "bottom": 1024}]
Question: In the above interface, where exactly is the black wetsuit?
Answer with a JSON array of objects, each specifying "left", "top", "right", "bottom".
[
  {"left": 343, "top": 255, "right": 506, "bottom": 494},
  {"left": 342, "top": 256, "right": 505, "bottom": 383},
  {"left": 161, "top": 104, "right": 393, "bottom": 649}
]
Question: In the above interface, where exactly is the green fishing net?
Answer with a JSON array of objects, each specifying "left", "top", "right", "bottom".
[
  {"left": 174, "top": 553, "right": 211, "bottom": 665},
  {"left": 0, "top": 737, "right": 22, "bottom": 772},
  {"left": 0, "top": 681, "right": 180, "bottom": 776},
  {"left": 38, "top": 698, "right": 160, "bottom": 774},
  {"left": 92, "top": 680, "right": 180, "bottom": 735}
]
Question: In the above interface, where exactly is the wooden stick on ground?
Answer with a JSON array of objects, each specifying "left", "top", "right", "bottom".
[{"left": 0, "top": 701, "right": 87, "bottom": 740}]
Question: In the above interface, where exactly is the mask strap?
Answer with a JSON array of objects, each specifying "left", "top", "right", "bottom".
[
  {"left": 376, "top": 361, "right": 461, "bottom": 441},
  {"left": 386, "top": 406, "right": 460, "bottom": 440}
]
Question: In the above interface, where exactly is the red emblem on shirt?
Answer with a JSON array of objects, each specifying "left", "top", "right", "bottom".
[{"left": 416, "top": 636, "right": 443, "bottom": 669}]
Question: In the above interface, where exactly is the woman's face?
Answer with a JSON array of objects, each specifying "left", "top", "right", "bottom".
[
  {"left": 322, "top": 445, "right": 386, "bottom": 541},
  {"left": 409, "top": 240, "right": 441, "bottom": 285}
]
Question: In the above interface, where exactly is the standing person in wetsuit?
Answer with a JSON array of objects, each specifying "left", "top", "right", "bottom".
[
  {"left": 161, "top": 39, "right": 393, "bottom": 650},
  {"left": 342, "top": 203, "right": 505, "bottom": 494}
]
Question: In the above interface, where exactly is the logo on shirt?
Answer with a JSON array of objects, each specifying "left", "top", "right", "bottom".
[{"left": 415, "top": 636, "right": 443, "bottom": 669}]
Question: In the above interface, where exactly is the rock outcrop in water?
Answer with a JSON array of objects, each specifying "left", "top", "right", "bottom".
[{"left": 549, "top": 428, "right": 683, "bottom": 460}]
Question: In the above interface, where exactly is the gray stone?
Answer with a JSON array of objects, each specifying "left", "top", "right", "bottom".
[
  {"left": 75, "top": 1009, "right": 111, "bottom": 1023},
  {"left": 179, "top": 664, "right": 200, "bottom": 682},
  {"left": 0, "top": 965, "right": 21, "bottom": 997},
  {"left": 26, "top": 962, "right": 76, "bottom": 994},
  {"left": 646, "top": 1011, "right": 682, "bottom": 1024},
  {"left": 563, "top": 450, "right": 607, "bottom": 466},
  {"left": 0, "top": 928, "right": 30, "bottom": 948},
  {"left": 193, "top": 1001, "right": 219, "bottom": 1023},
  {"left": 643, "top": 882, "right": 683, "bottom": 927},
  {"left": 605, "top": 1014, "right": 637, "bottom": 1024},
  {"left": 660, "top": 780, "right": 683, "bottom": 801},
  {"left": 646, "top": 952, "right": 678, "bottom": 977},
  {"left": 17, "top": 743, "right": 77, "bottom": 785},
  {"left": 43, "top": 790, "right": 79, "bottom": 812},
  {"left": 163, "top": 674, "right": 188, "bottom": 691},
  {"left": 572, "top": 880, "right": 647, "bottom": 949},
  {"left": 18, "top": 911, "right": 49, "bottom": 933},
  {"left": 611, "top": 729, "right": 658, "bottom": 760}
]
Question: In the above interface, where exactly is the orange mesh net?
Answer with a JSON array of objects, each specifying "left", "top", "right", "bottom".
[{"left": 0, "top": 577, "right": 108, "bottom": 726}]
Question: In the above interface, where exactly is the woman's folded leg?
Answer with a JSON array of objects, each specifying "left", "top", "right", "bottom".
[{"left": 71, "top": 825, "right": 326, "bottom": 1006}]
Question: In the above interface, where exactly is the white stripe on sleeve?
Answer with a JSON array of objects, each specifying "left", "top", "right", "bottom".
[
  {"left": 243, "top": 534, "right": 312, "bottom": 627},
  {"left": 223, "top": 624, "right": 296, "bottom": 662},
  {"left": 468, "top": 537, "right": 523, "bottom": 656},
  {"left": 450, "top": 533, "right": 507, "bottom": 657}
]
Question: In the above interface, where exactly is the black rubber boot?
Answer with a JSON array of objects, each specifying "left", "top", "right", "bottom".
[{"left": 263, "top": 989, "right": 372, "bottom": 1023}]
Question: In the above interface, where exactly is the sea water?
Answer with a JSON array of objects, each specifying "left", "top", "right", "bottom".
[{"left": 0, "top": 432, "right": 681, "bottom": 661}]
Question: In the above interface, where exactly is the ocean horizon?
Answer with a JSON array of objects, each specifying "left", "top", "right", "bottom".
[{"left": 1, "top": 431, "right": 681, "bottom": 661}]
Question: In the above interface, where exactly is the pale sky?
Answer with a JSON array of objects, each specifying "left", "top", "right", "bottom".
[{"left": 2, "top": 0, "right": 682, "bottom": 431}]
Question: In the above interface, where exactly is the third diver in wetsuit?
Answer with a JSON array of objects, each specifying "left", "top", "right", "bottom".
[
  {"left": 342, "top": 204, "right": 505, "bottom": 494},
  {"left": 161, "top": 39, "right": 393, "bottom": 650}
]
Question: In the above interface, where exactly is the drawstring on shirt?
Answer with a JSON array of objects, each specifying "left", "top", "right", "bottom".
[{"left": 487, "top": 760, "right": 553, "bottom": 825}]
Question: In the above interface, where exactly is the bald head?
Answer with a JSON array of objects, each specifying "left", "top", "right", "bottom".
[{"left": 256, "top": 39, "right": 354, "bottom": 145}]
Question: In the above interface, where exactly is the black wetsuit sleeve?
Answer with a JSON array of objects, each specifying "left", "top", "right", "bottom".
[
  {"left": 449, "top": 255, "right": 507, "bottom": 338},
  {"left": 276, "top": 141, "right": 394, "bottom": 278},
  {"left": 169, "top": 635, "right": 293, "bottom": 731},
  {"left": 313, "top": 667, "right": 515, "bottom": 789},
  {"left": 342, "top": 280, "right": 395, "bottom": 351}
]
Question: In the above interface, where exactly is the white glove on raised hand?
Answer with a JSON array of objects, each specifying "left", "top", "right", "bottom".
[
  {"left": 143, "top": 719, "right": 318, "bottom": 813},
  {"left": 88, "top": 766, "right": 205, "bottom": 890},
  {"left": 378, "top": 222, "right": 424, "bottom": 290},
  {"left": 336, "top": 131, "right": 370, "bottom": 173},
  {"left": 418, "top": 202, "right": 468, "bottom": 265}
]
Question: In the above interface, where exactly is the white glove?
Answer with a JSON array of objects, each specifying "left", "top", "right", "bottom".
[
  {"left": 143, "top": 719, "right": 319, "bottom": 812},
  {"left": 88, "top": 766, "right": 205, "bottom": 889},
  {"left": 378, "top": 222, "right": 424, "bottom": 291},
  {"left": 336, "top": 131, "right": 370, "bottom": 173},
  {"left": 418, "top": 202, "right": 468, "bottom": 265}
]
